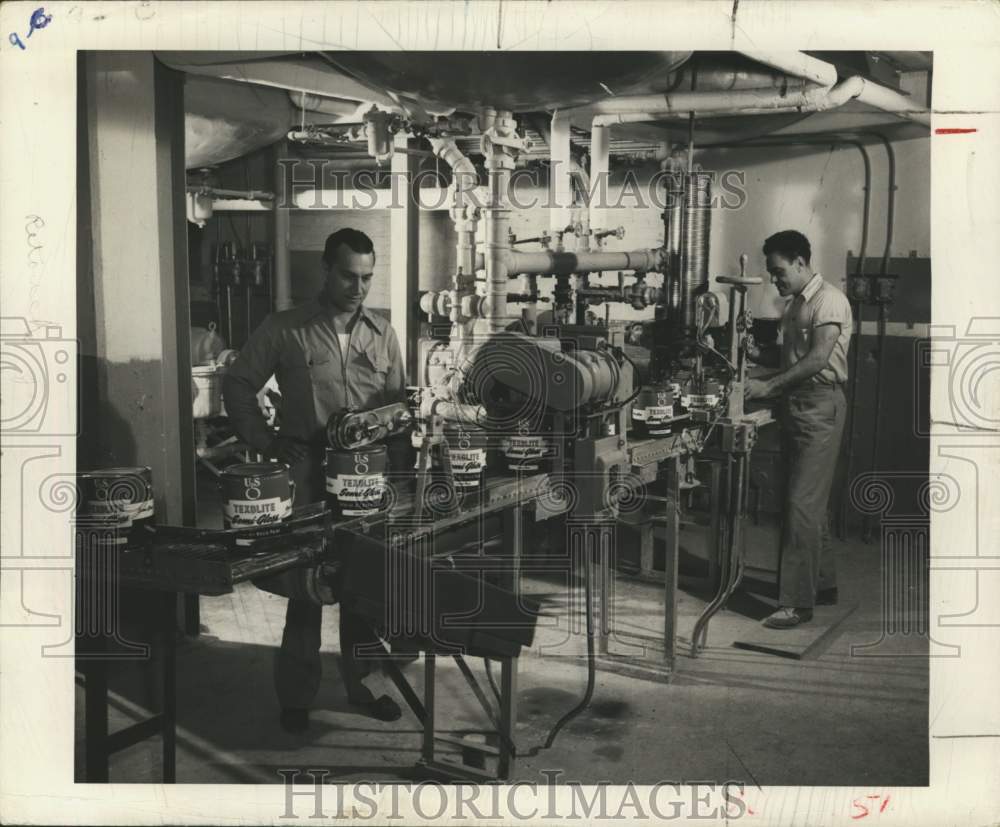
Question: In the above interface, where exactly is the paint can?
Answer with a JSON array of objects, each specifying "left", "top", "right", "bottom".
[
  {"left": 632, "top": 384, "right": 675, "bottom": 437},
  {"left": 220, "top": 462, "right": 294, "bottom": 547},
  {"left": 445, "top": 424, "right": 488, "bottom": 491},
  {"left": 325, "top": 446, "right": 388, "bottom": 519},
  {"left": 77, "top": 467, "right": 155, "bottom": 549},
  {"left": 501, "top": 420, "right": 548, "bottom": 473}
]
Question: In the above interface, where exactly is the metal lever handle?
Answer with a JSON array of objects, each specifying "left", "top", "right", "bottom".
[
  {"left": 717, "top": 275, "right": 762, "bottom": 287},
  {"left": 717, "top": 253, "right": 762, "bottom": 287}
]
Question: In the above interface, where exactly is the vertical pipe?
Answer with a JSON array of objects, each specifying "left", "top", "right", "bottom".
[
  {"left": 589, "top": 123, "right": 610, "bottom": 232},
  {"left": 390, "top": 132, "right": 420, "bottom": 380},
  {"left": 550, "top": 109, "right": 573, "bottom": 235},
  {"left": 484, "top": 110, "right": 515, "bottom": 331},
  {"left": 272, "top": 142, "right": 293, "bottom": 311}
]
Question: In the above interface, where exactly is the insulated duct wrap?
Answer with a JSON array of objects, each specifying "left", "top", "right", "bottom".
[{"left": 680, "top": 172, "right": 712, "bottom": 331}]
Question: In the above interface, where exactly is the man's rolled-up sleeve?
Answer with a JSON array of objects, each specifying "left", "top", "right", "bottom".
[
  {"left": 812, "top": 289, "right": 853, "bottom": 331},
  {"left": 222, "top": 317, "right": 281, "bottom": 453}
]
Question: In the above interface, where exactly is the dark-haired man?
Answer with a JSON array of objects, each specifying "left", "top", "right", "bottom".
[
  {"left": 744, "top": 230, "right": 853, "bottom": 629},
  {"left": 223, "top": 228, "right": 408, "bottom": 729}
]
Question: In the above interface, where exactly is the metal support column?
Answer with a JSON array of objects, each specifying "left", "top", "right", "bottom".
[
  {"left": 662, "top": 455, "right": 681, "bottom": 669},
  {"left": 390, "top": 133, "right": 421, "bottom": 381}
]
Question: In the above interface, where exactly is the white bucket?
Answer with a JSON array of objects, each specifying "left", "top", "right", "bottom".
[{"left": 192, "top": 364, "right": 225, "bottom": 419}]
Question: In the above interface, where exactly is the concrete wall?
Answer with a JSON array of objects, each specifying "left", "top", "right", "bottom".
[{"left": 700, "top": 135, "right": 930, "bottom": 318}]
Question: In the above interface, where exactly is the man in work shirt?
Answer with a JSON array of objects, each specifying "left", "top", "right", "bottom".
[
  {"left": 744, "top": 230, "right": 853, "bottom": 629},
  {"left": 223, "top": 228, "right": 408, "bottom": 730}
]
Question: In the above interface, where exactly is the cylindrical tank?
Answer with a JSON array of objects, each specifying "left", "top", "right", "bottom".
[{"left": 680, "top": 172, "right": 712, "bottom": 331}]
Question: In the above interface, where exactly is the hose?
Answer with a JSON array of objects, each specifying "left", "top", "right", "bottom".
[{"left": 522, "top": 531, "right": 596, "bottom": 757}]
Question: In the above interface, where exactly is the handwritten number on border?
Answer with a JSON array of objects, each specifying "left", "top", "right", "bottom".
[{"left": 9, "top": 8, "right": 52, "bottom": 51}]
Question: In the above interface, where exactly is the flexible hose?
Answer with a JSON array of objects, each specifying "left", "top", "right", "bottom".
[{"left": 522, "top": 533, "right": 596, "bottom": 757}]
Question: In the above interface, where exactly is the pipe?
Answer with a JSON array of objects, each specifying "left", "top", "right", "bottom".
[
  {"left": 483, "top": 109, "right": 518, "bottom": 331},
  {"left": 863, "top": 132, "right": 897, "bottom": 543},
  {"left": 752, "top": 52, "right": 931, "bottom": 125},
  {"left": 527, "top": 114, "right": 591, "bottom": 225},
  {"left": 428, "top": 137, "right": 478, "bottom": 193},
  {"left": 187, "top": 186, "right": 275, "bottom": 201},
  {"left": 289, "top": 90, "right": 364, "bottom": 119},
  {"left": 508, "top": 248, "right": 664, "bottom": 276},
  {"left": 586, "top": 77, "right": 930, "bottom": 127},
  {"left": 272, "top": 144, "right": 293, "bottom": 312},
  {"left": 589, "top": 123, "right": 610, "bottom": 233},
  {"left": 870, "top": 133, "right": 896, "bottom": 277},
  {"left": 699, "top": 135, "right": 872, "bottom": 275},
  {"left": 738, "top": 50, "right": 839, "bottom": 88},
  {"left": 550, "top": 110, "right": 574, "bottom": 235}
]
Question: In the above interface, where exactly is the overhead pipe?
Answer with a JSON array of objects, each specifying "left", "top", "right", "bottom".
[
  {"left": 741, "top": 51, "right": 930, "bottom": 126},
  {"left": 584, "top": 76, "right": 930, "bottom": 127},
  {"left": 289, "top": 91, "right": 365, "bottom": 119},
  {"left": 737, "top": 50, "right": 839, "bottom": 88}
]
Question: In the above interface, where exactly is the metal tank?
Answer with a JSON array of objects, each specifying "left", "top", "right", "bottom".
[{"left": 321, "top": 51, "right": 694, "bottom": 111}]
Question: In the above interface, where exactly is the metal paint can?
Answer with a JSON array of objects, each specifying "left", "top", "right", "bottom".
[
  {"left": 220, "top": 462, "right": 293, "bottom": 547},
  {"left": 77, "top": 467, "right": 155, "bottom": 549},
  {"left": 445, "top": 424, "right": 488, "bottom": 491},
  {"left": 325, "top": 446, "right": 387, "bottom": 519},
  {"left": 501, "top": 421, "right": 548, "bottom": 473},
  {"left": 632, "top": 384, "right": 675, "bottom": 437}
]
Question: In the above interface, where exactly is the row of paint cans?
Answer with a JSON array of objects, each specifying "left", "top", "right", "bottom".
[
  {"left": 76, "top": 467, "right": 155, "bottom": 549},
  {"left": 219, "top": 463, "right": 294, "bottom": 546},
  {"left": 325, "top": 445, "right": 388, "bottom": 519},
  {"left": 411, "top": 422, "right": 551, "bottom": 479}
]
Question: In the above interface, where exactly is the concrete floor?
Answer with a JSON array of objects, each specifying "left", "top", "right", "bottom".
[{"left": 75, "top": 510, "right": 928, "bottom": 787}]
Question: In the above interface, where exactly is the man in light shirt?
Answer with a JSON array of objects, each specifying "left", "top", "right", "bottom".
[
  {"left": 745, "top": 230, "right": 853, "bottom": 629},
  {"left": 223, "top": 228, "right": 410, "bottom": 729}
]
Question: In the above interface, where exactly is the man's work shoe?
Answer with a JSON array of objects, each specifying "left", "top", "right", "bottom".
[
  {"left": 816, "top": 587, "right": 839, "bottom": 606},
  {"left": 279, "top": 708, "right": 309, "bottom": 733},
  {"left": 762, "top": 607, "right": 814, "bottom": 629},
  {"left": 347, "top": 687, "right": 403, "bottom": 722}
]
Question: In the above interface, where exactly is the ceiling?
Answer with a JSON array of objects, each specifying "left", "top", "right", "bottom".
[{"left": 158, "top": 50, "right": 933, "bottom": 171}]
